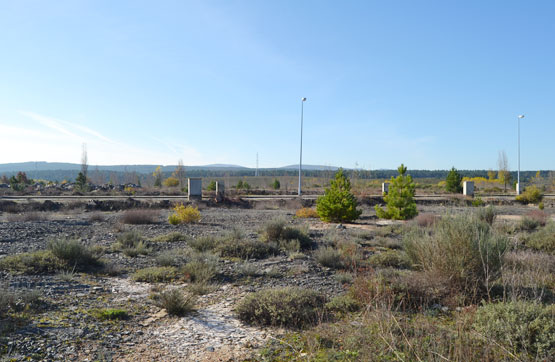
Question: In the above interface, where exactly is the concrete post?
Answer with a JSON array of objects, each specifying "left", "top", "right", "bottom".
[
  {"left": 216, "top": 181, "right": 225, "bottom": 202},
  {"left": 188, "top": 178, "right": 202, "bottom": 200},
  {"left": 382, "top": 182, "right": 389, "bottom": 195},
  {"left": 516, "top": 183, "right": 522, "bottom": 195},
  {"left": 463, "top": 181, "right": 474, "bottom": 197}
]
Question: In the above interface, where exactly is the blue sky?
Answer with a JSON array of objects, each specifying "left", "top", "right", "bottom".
[{"left": 0, "top": 0, "right": 553, "bottom": 170}]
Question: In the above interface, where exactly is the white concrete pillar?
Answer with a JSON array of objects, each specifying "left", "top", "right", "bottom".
[
  {"left": 382, "top": 182, "right": 389, "bottom": 194},
  {"left": 188, "top": 178, "right": 202, "bottom": 200},
  {"left": 463, "top": 181, "right": 474, "bottom": 197}
]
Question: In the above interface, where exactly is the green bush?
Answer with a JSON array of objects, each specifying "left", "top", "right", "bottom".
[
  {"left": 182, "top": 254, "right": 218, "bottom": 283},
  {"left": 115, "top": 231, "right": 151, "bottom": 257},
  {"left": 473, "top": 302, "right": 555, "bottom": 357},
  {"left": 375, "top": 164, "right": 418, "bottom": 220},
  {"left": 316, "top": 169, "right": 361, "bottom": 223},
  {"left": 271, "top": 179, "right": 280, "bottom": 190},
  {"left": 445, "top": 167, "right": 463, "bottom": 193},
  {"left": 525, "top": 223, "right": 555, "bottom": 254},
  {"left": 325, "top": 294, "right": 361, "bottom": 316},
  {"left": 132, "top": 266, "right": 179, "bottom": 282},
  {"left": 153, "top": 289, "right": 195, "bottom": 316},
  {"left": 0, "top": 288, "right": 42, "bottom": 315},
  {"left": 403, "top": 214, "right": 508, "bottom": 300},
  {"left": 47, "top": 238, "right": 99, "bottom": 269},
  {"left": 516, "top": 185, "right": 543, "bottom": 204},
  {"left": 236, "top": 287, "right": 326, "bottom": 328},
  {"left": 472, "top": 197, "right": 485, "bottom": 207}
]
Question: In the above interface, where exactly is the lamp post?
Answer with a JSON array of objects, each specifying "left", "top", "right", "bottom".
[
  {"left": 298, "top": 97, "right": 307, "bottom": 196},
  {"left": 517, "top": 114, "right": 524, "bottom": 195}
]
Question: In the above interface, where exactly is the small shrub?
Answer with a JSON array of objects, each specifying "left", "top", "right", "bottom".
[
  {"left": 295, "top": 208, "right": 319, "bottom": 218},
  {"left": 334, "top": 272, "right": 354, "bottom": 284},
  {"left": 473, "top": 302, "right": 555, "bottom": 357},
  {"left": 120, "top": 209, "right": 159, "bottom": 224},
  {"left": 94, "top": 308, "right": 129, "bottom": 321},
  {"left": 476, "top": 205, "right": 496, "bottom": 225},
  {"left": 236, "top": 287, "right": 326, "bottom": 328},
  {"left": 315, "top": 247, "right": 344, "bottom": 269},
  {"left": 525, "top": 223, "right": 555, "bottom": 254},
  {"left": 156, "top": 250, "right": 185, "bottom": 267},
  {"left": 182, "top": 255, "right": 218, "bottom": 283},
  {"left": 524, "top": 210, "right": 548, "bottom": 228},
  {"left": 151, "top": 232, "right": 187, "bottom": 243},
  {"left": 189, "top": 236, "right": 218, "bottom": 252},
  {"left": 317, "top": 169, "right": 361, "bottom": 222},
  {"left": 414, "top": 213, "right": 438, "bottom": 227},
  {"left": 271, "top": 179, "right": 280, "bottom": 190},
  {"left": 132, "top": 266, "right": 179, "bottom": 282},
  {"left": 6, "top": 212, "right": 48, "bottom": 222},
  {"left": 325, "top": 294, "right": 361, "bottom": 316},
  {"left": 218, "top": 239, "right": 278, "bottom": 260},
  {"left": 368, "top": 250, "right": 410, "bottom": 269},
  {"left": 115, "top": 231, "right": 151, "bottom": 257},
  {"left": 47, "top": 238, "right": 99, "bottom": 269},
  {"left": 123, "top": 241, "right": 151, "bottom": 257},
  {"left": 0, "top": 250, "right": 63, "bottom": 274},
  {"left": 538, "top": 202, "right": 545, "bottom": 210},
  {"left": 516, "top": 185, "right": 543, "bottom": 204},
  {"left": 472, "top": 197, "right": 485, "bottom": 207},
  {"left": 403, "top": 214, "right": 508, "bottom": 300},
  {"left": 262, "top": 220, "right": 312, "bottom": 250},
  {"left": 154, "top": 289, "right": 195, "bottom": 316},
  {"left": 0, "top": 288, "right": 42, "bottom": 315},
  {"left": 168, "top": 203, "right": 201, "bottom": 225}
]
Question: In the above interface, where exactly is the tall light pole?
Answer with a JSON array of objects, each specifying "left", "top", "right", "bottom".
[
  {"left": 517, "top": 114, "right": 525, "bottom": 194},
  {"left": 298, "top": 97, "right": 307, "bottom": 196}
]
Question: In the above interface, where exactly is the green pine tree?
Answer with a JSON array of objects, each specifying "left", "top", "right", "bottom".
[
  {"left": 316, "top": 169, "right": 362, "bottom": 223},
  {"left": 445, "top": 167, "right": 463, "bottom": 193},
  {"left": 272, "top": 179, "right": 281, "bottom": 190},
  {"left": 75, "top": 172, "right": 89, "bottom": 192},
  {"left": 375, "top": 164, "right": 418, "bottom": 220}
]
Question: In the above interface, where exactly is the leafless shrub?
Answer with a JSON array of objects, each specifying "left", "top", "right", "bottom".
[
  {"left": 414, "top": 213, "right": 439, "bottom": 227},
  {"left": 120, "top": 209, "right": 159, "bottom": 224},
  {"left": 88, "top": 212, "right": 105, "bottom": 223}
]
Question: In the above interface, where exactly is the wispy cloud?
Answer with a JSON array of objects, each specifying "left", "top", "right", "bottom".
[{"left": 20, "top": 111, "right": 117, "bottom": 144}]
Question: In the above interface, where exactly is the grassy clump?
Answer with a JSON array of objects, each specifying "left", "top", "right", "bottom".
[
  {"left": 236, "top": 287, "right": 326, "bottom": 329},
  {"left": 218, "top": 239, "right": 278, "bottom": 260},
  {"left": 153, "top": 289, "right": 195, "bottom": 316},
  {"left": 93, "top": 308, "right": 129, "bottom": 321},
  {"left": 132, "top": 266, "right": 179, "bottom": 282},
  {"left": 47, "top": 238, "right": 100, "bottom": 269},
  {"left": 325, "top": 294, "right": 361, "bottom": 316},
  {"left": 120, "top": 209, "right": 159, "bottom": 224},
  {"left": 151, "top": 232, "right": 188, "bottom": 243},
  {"left": 168, "top": 204, "right": 200, "bottom": 225},
  {"left": 525, "top": 223, "right": 555, "bottom": 254},
  {"left": 188, "top": 236, "right": 219, "bottom": 252},
  {"left": 403, "top": 214, "right": 507, "bottom": 301},
  {"left": 473, "top": 301, "right": 555, "bottom": 358},
  {"left": 182, "top": 254, "right": 218, "bottom": 283}
]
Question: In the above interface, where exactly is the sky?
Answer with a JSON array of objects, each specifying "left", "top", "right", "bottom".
[{"left": 0, "top": 0, "right": 554, "bottom": 170}]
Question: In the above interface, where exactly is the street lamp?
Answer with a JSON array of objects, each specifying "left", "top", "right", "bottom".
[
  {"left": 298, "top": 97, "right": 307, "bottom": 196},
  {"left": 517, "top": 114, "right": 525, "bottom": 195}
]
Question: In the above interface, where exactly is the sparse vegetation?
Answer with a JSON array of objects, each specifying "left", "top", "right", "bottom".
[
  {"left": 93, "top": 308, "right": 129, "bottom": 321},
  {"left": 445, "top": 166, "right": 463, "bottom": 193},
  {"left": 132, "top": 266, "right": 179, "bottom": 282},
  {"left": 516, "top": 185, "right": 543, "bottom": 204},
  {"left": 295, "top": 207, "right": 319, "bottom": 218},
  {"left": 151, "top": 232, "right": 188, "bottom": 243},
  {"left": 153, "top": 289, "right": 195, "bottom": 316},
  {"left": 524, "top": 222, "right": 555, "bottom": 254},
  {"left": 47, "top": 238, "right": 100, "bottom": 269}
]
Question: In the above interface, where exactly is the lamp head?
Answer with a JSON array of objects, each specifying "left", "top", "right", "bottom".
[
  {"left": 301, "top": 97, "right": 307, "bottom": 101},
  {"left": 518, "top": 115, "right": 525, "bottom": 119}
]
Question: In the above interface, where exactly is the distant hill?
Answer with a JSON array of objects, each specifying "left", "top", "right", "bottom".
[{"left": 279, "top": 164, "right": 340, "bottom": 171}]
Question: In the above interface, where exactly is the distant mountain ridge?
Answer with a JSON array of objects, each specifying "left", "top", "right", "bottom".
[{"left": 0, "top": 162, "right": 335, "bottom": 173}]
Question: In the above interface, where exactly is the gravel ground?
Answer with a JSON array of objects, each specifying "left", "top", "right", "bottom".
[{"left": 0, "top": 202, "right": 553, "bottom": 361}]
